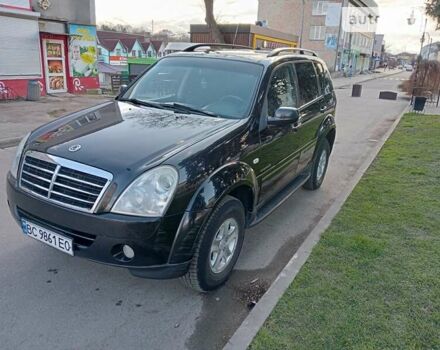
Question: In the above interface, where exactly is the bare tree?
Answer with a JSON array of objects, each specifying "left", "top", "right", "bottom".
[{"left": 204, "top": 0, "right": 224, "bottom": 43}]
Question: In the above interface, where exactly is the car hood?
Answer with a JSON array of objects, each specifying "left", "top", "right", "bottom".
[{"left": 27, "top": 101, "right": 238, "bottom": 174}]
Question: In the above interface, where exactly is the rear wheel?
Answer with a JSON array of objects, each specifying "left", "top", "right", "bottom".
[
  {"left": 181, "top": 195, "right": 245, "bottom": 292},
  {"left": 303, "top": 138, "right": 331, "bottom": 191}
]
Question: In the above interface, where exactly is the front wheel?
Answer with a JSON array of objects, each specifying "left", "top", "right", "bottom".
[
  {"left": 181, "top": 195, "right": 245, "bottom": 292},
  {"left": 303, "top": 138, "right": 331, "bottom": 191}
]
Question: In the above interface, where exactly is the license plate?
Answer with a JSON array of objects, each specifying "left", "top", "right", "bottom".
[{"left": 21, "top": 219, "right": 74, "bottom": 256}]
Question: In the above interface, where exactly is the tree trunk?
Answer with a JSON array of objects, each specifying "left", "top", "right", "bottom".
[{"left": 204, "top": 0, "right": 225, "bottom": 43}]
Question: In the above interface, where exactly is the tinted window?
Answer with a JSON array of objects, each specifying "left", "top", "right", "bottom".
[
  {"left": 295, "top": 62, "right": 320, "bottom": 104},
  {"left": 314, "top": 62, "right": 333, "bottom": 95},
  {"left": 126, "top": 57, "right": 263, "bottom": 119},
  {"left": 267, "top": 64, "right": 298, "bottom": 117}
]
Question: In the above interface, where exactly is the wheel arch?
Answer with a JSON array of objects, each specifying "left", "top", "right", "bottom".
[
  {"left": 317, "top": 115, "right": 336, "bottom": 151},
  {"left": 167, "top": 161, "right": 258, "bottom": 264}
]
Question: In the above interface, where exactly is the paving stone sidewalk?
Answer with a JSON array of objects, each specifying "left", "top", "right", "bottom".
[{"left": 0, "top": 94, "right": 111, "bottom": 147}]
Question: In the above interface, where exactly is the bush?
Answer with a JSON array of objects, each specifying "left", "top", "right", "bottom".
[{"left": 399, "top": 60, "right": 440, "bottom": 96}]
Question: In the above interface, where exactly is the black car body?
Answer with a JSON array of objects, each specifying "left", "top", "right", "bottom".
[{"left": 7, "top": 46, "right": 336, "bottom": 290}]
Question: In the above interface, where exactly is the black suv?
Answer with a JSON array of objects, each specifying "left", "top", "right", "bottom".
[{"left": 7, "top": 45, "right": 336, "bottom": 291}]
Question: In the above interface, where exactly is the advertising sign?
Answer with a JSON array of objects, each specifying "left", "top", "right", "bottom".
[
  {"left": 69, "top": 24, "right": 98, "bottom": 77},
  {"left": 110, "top": 56, "right": 128, "bottom": 66},
  {"left": 68, "top": 24, "right": 99, "bottom": 92},
  {"left": 325, "top": 34, "right": 338, "bottom": 49}
]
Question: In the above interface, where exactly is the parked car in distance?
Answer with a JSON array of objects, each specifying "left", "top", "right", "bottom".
[
  {"left": 405, "top": 64, "right": 414, "bottom": 72},
  {"left": 7, "top": 44, "right": 337, "bottom": 292}
]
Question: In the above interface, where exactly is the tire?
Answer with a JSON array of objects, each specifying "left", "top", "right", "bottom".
[
  {"left": 181, "top": 195, "right": 245, "bottom": 292},
  {"left": 303, "top": 138, "right": 331, "bottom": 191}
]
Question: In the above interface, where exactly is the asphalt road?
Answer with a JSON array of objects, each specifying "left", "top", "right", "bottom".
[{"left": 0, "top": 72, "right": 410, "bottom": 350}]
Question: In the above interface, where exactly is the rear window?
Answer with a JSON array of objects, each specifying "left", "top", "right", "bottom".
[
  {"left": 314, "top": 62, "right": 333, "bottom": 95},
  {"left": 295, "top": 62, "right": 320, "bottom": 105}
]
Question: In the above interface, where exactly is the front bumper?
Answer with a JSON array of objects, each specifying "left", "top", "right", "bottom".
[{"left": 6, "top": 173, "right": 190, "bottom": 279}]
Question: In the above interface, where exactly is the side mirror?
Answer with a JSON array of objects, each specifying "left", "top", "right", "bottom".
[
  {"left": 268, "top": 107, "right": 300, "bottom": 126},
  {"left": 119, "top": 84, "right": 128, "bottom": 95}
]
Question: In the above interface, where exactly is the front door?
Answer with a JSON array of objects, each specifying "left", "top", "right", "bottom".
[
  {"left": 253, "top": 62, "right": 301, "bottom": 205},
  {"left": 43, "top": 39, "right": 68, "bottom": 94}
]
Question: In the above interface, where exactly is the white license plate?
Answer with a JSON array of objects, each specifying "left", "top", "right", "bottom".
[{"left": 21, "top": 219, "right": 74, "bottom": 256}]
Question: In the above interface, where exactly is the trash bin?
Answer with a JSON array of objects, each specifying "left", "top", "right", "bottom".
[
  {"left": 352, "top": 84, "right": 362, "bottom": 97},
  {"left": 413, "top": 96, "right": 427, "bottom": 112},
  {"left": 27, "top": 80, "right": 41, "bottom": 101}
]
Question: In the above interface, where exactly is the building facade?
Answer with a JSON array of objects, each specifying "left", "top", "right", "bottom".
[
  {"left": 0, "top": 0, "right": 99, "bottom": 99},
  {"left": 421, "top": 41, "right": 440, "bottom": 61},
  {"left": 258, "top": 0, "right": 377, "bottom": 74},
  {"left": 0, "top": 1, "right": 42, "bottom": 99},
  {"left": 190, "top": 23, "right": 298, "bottom": 49}
]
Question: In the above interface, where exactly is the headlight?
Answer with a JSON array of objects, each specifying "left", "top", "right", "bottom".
[
  {"left": 111, "top": 166, "right": 178, "bottom": 217},
  {"left": 10, "top": 132, "right": 31, "bottom": 179}
]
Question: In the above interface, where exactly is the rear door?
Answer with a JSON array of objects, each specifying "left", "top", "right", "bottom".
[
  {"left": 314, "top": 61, "right": 336, "bottom": 118},
  {"left": 293, "top": 61, "right": 324, "bottom": 173}
]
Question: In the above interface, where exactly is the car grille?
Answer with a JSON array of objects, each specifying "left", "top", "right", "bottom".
[{"left": 19, "top": 151, "right": 112, "bottom": 213}]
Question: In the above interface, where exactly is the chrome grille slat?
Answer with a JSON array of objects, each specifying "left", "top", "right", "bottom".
[
  {"left": 21, "top": 170, "right": 52, "bottom": 183},
  {"left": 23, "top": 162, "right": 54, "bottom": 174},
  {"left": 21, "top": 178, "right": 50, "bottom": 192},
  {"left": 50, "top": 191, "right": 96, "bottom": 204},
  {"left": 51, "top": 182, "right": 99, "bottom": 196},
  {"left": 56, "top": 173, "right": 104, "bottom": 188},
  {"left": 19, "top": 152, "right": 113, "bottom": 213}
]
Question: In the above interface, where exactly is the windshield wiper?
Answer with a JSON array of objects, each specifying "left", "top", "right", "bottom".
[
  {"left": 119, "top": 98, "right": 165, "bottom": 110},
  {"left": 160, "top": 102, "right": 220, "bottom": 118}
]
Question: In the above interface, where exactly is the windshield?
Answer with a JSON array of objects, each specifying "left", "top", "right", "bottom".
[{"left": 123, "top": 57, "right": 264, "bottom": 119}]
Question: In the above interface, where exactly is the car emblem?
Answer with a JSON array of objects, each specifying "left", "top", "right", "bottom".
[{"left": 68, "top": 144, "right": 82, "bottom": 152}]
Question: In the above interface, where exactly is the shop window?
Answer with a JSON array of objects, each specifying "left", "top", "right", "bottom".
[{"left": 309, "top": 26, "right": 326, "bottom": 41}]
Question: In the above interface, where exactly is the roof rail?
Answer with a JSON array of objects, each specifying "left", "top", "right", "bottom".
[
  {"left": 183, "top": 43, "right": 253, "bottom": 52},
  {"left": 267, "top": 47, "right": 318, "bottom": 58}
]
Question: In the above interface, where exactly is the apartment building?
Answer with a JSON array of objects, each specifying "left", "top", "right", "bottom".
[{"left": 258, "top": 0, "right": 378, "bottom": 73}]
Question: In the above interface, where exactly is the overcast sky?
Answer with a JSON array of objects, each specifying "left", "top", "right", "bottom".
[{"left": 96, "top": 0, "right": 439, "bottom": 53}]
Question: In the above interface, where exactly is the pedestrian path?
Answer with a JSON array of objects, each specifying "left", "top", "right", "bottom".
[
  {"left": 332, "top": 69, "right": 406, "bottom": 89},
  {"left": 380, "top": 77, "right": 407, "bottom": 81}
]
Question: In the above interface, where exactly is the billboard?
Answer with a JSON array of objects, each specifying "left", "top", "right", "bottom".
[{"left": 68, "top": 24, "right": 99, "bottom": 92}]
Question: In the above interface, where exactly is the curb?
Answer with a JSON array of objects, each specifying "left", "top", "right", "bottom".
[
  {"left": 333, "top": 70, "right": 404, "bottom": 89},
  {"left": 0, "top": 137, "right": 21, "bottom": 149},
  {"left": 223, "top": 105, "right": 410, "bottom": 350}
]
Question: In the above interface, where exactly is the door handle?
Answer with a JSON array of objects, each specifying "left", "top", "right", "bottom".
[
  {"left": 320, "top": 106, "right": 327, "bottom": 112},
  {"left": 292, "top": 122, "right": 302, "bottom": 132}
]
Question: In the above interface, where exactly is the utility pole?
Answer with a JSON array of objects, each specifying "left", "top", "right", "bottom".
[
  {"left": 427, "top": 37, "right": 433, "bottom": 60},
  {"left": 334, "top": 0, "right": 347, "bottom": 73},
  {"left": 299, "top": 0, "right": 305, "bottom": 47},
  {"left": 414, "top": 17, "right": 428, "bottom": 87},
  {"left": 152, "top": 20, "right": 154, "bottom": 35}
]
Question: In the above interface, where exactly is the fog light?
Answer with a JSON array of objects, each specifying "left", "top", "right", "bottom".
[{"left": 123, "top": 245, "right": 135, "bottom": 259}]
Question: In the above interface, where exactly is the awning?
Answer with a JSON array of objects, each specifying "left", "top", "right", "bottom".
[{"left": 97, "top": 62, "right": 126, "bottom": 75}]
